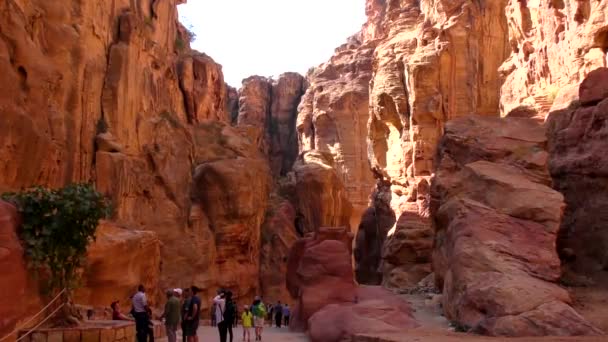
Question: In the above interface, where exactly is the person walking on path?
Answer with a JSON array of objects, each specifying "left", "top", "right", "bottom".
[
  {"left": 214, "top": 290, "right": 227, "bottom": 342},
  {"left": 181, "top": 288, "right": 191, "bottom": 342},
  {"left": 282, "top": 304, "right": 290, "bottom": 327},
  {"left": 184, "top": 286, "right": 201, "bottom": 342},
  {"left": 241, "top": 305, "right": 253, "bottom": 342},
  {"left": 132, "top": 285, "right": 151, "bottom": 342},
  {"left": 252, "top": 297, "right": 266, "bottom": 341},
  {"left": 273, "top": 301, "right": 283, "bottom": 328},
  {"left": 161, "top": 290, "right": 181, "bottom": 342},
  {"left": 224, "top": 291, "right": 236, "bottom": 342}
]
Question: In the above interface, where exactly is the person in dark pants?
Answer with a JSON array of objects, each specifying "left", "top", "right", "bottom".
[
  {"left": 184, "top": 286, "right": 201, "bottom": 342},
  {"left": 232, "top": 301, "right": 238, "bottom": 328},
  {"left": 273, "top": 301, "right": 283, "bottom": 328},
  {"left": 223, "top": 292, "right": 236, "bottom": 342},
  {"left": 132, "top": 285, "right": 150, "bottom": 342},
  {"left": 181, "top": 288, "right": 191, "bottom": 342},
  {"left": 282, "top": 304, "right": 290, "bottom": 327},
  {"left": 214, "top": 290, "right": 227, "bottom": 342}
]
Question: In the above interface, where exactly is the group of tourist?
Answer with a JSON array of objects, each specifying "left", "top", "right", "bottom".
[
  {"left": 211, "top": 290, "right": 290, "bottom": 342},
  {"left": 110, "top": 285, "right": 291, "bottom": 342}
]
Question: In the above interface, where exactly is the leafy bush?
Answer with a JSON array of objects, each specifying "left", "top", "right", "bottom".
[{"left": 2, "top": 184, "right": 110, "bottom": 294}]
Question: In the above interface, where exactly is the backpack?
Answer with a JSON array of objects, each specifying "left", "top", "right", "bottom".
[
  {"left": 223, "top": 301, "right": 236, "bottom": 322},
  {"left": 253, "top": 303, "right": 266, "bottom": 318}
]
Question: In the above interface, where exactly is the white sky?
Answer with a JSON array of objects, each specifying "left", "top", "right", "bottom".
[{"left": 178, "top": 0, "right": 366, "bottom": 87}]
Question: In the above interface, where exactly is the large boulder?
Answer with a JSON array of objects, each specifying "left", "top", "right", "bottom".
[
  {"left": 286, "top": 227, "right": 356, "bottom": 331},
  {"left": 308, "top": 286, "right": 418, "bottom": 342},
  {"left": 286, "top": 226, "right": 419, "bottom": 340},
  {"left": 431, "top": 116, "right": 602, "bottom": 336}
]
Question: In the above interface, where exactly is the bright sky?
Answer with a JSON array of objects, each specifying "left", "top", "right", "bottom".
[{"left": 178, "top": 0, "right": 366, "bottom": 87}]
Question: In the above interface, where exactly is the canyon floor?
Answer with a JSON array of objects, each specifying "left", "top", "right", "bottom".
[{"left": 161, "top": 287, "right": 608, "bottom": 342}]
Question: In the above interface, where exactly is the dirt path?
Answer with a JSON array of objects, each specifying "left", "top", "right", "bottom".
[
  {"left": 174, "top": 326, "right": 308, "bottom": 342},
  {"left": 157, "top": 282, "right": 607, "bottom": 342}
]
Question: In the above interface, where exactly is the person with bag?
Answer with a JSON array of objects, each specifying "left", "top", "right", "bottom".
[
  {"left": 214, "top": 290, "right": 228, "bottom": 342},
  {"left": 251, "top": 297, "right": 266, "bottom": 341}
]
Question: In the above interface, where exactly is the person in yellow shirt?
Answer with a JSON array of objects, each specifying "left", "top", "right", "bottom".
[{"left": 241, "top": 305, "right": 253, "bottom": 342}]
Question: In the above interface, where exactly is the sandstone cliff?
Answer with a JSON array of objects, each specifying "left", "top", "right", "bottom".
[
  {"left": 547, "top": 68, "right": 608, "bottom": 279},
  {"left": 0, "top": 0, "right": 276, "bottom": 331},
  {"left": 237, "top": 73, "right": 307, "bottom": 177},
  {"left": 498, "top": 0, "right": 608, "bottom": 299},
  {"left": 352, "top": 0, "right": 510, "bottom": 288},
  {"left": 297, "top": 36, "right": 376, "bottom": 230},
  {"left": 500, "top": 0, "right": 608, "bottom": 119}
]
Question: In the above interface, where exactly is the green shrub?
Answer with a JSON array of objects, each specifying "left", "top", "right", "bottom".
[{"left": 2, "top": 184, "right": 110, "bottom": 294}]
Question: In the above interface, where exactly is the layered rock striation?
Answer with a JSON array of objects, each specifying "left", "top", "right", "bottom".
[
  {"left": 431, "top": 116, "right": 601, "bottom": 336},
  {"left": 351, "top": 0, "right": 511, "bottom": 288},
  {"left": 297, "top": 35, "right": 377, "bottom": 229}
]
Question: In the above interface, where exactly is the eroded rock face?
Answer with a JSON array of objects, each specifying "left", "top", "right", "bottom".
[
  {"left": 75, "top": 221, "right": 161, "bottom": 307},
  {"left": 0, "top": 201, "right": 42, "bottom": 339},
  {"left": 260, "top": 198, "right": 299, "bottom": 305},
  {"left": 290, "top": 151, "right": 352, "bottom": 234},
  {"left": 431, "top": 116, "right": 601, "bottom": 336},
  {"left": 297, "top": 36, "right": 376, "bottom": 228},
  {"left": 190, "top": 121, "right": 272, "bottom": 311},
  {"left": 0, "top": 0, "right": 275, "bottom": 320},
  {"left": 547, "top": 68, "right": 608, "bottom": 278},
  {"left": 500, "top": 0, "right": 608, "bottom": 118},
  {"left": 352, "top": 0, "right": 510, "bottom": 288},
  {"left": 237, "top": 73, "right": 306, "bottom": 176}
]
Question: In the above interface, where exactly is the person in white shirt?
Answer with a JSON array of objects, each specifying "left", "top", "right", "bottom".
[
  {"left": 214, "top": 291, "right": 228, "bottom": 342},
  {"left": 132, "top": 285, "right": 151, "bottom": 342}
]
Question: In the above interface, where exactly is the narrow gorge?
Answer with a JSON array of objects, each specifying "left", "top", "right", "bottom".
[{"left": 1, "top": 0, "right": 608, "bottom": 341}]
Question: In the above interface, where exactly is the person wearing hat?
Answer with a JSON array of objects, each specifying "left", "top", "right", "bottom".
[
  {"left": 111, "top": 300, "right": 133, "bottom": 321},
  {"left": 161, "top": 289, "right": 181, "bottom": 342}
]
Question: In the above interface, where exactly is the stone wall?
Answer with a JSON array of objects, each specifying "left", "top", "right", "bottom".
[{"left": 17, "top": 321, "right": 147, "bottom": 342}]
